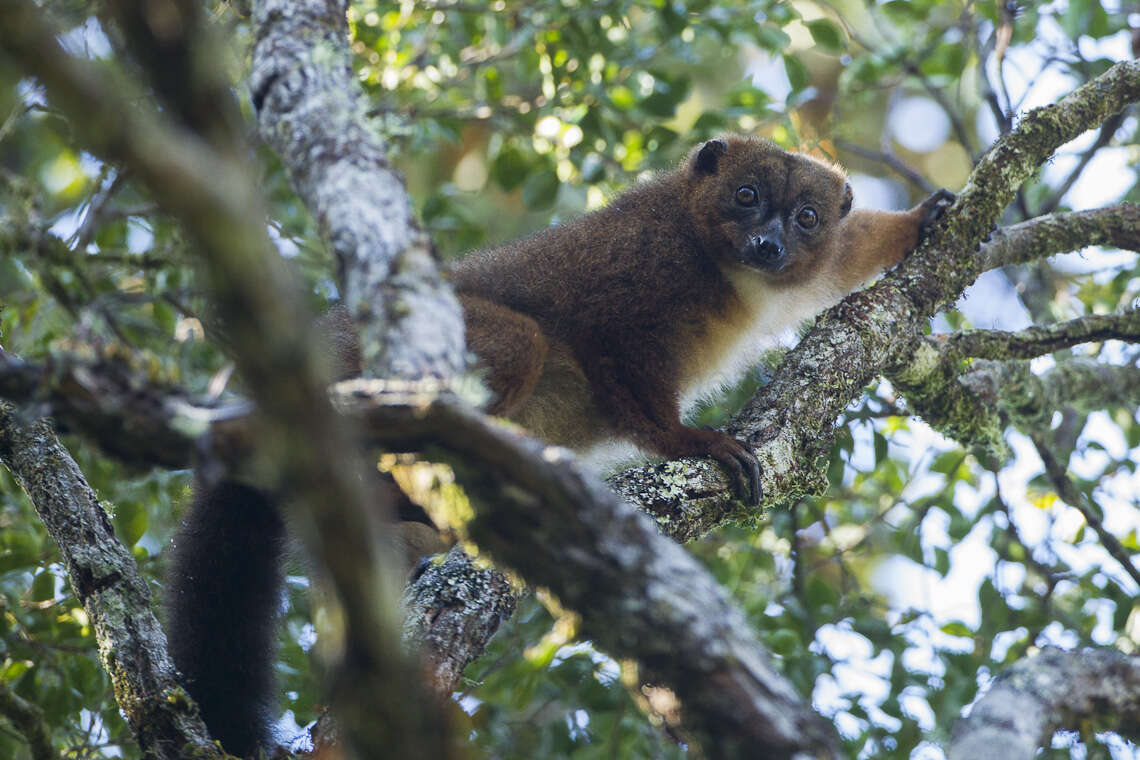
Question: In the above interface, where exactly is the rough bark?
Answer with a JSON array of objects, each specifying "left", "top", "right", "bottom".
[
  {"left": 245, "top": 0, "right": 504, "bottom": 705},
  {"left": 3, "top": 3, "right": 841, "bottom": 755},
  {"left": 978, "top": 203, "right": 1140, "bottom": 272},
  {"left": 610, "top": 61, "right": 1140, "bottom": 533},
  {"left": 944, "top": 308, "right": 1140, "bottom": 360},
  {"left": 0, "top": 5, "right": 453, "bottom": 759},
  {"left": 340, "top": 382, "right": 843, "bottom": 759},
  {"left": 0, "top": 403, "right": 223, "bottom": 760},
  {"left": 4, "top": 4, "right": 1140, "bottom": 756},
  {"left": 401, "top": 547, "right": 520, "bottom": 695},
  {"left": 249, "top": 0, "right": 466, "bottom": 381},
  {"left": 963, "top": 359, "right": 1140, "bottom": 432},
  {"left": 890, "top": 339, "right": 1011, "bottom": 467},
  {"left": 893, "top": 339, "right": 1140, "bottom": 469},
  {"left": 0, "top": 349, "right": 246, "bottom": 471},
  {"left": 949, "top": 647, "right": 1140, "bottom": 760},
  {"left": 1, "top": 350, "right": 843, "bottom": 755}
]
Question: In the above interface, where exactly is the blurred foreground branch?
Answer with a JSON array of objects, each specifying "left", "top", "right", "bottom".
[
  {"left": 949, "top": 647, "right": 1140, "bottom": 760},
  {"left": 0, "top": 3, "right": 454, "bottom": 757}
]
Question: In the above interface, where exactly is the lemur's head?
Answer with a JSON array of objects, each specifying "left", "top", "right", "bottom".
[{"left": 686, "top": 135, "right": 852, "bottom": 284}]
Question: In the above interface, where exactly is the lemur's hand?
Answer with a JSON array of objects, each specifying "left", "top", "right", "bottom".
[{"left": 916, "top": 188, "right": 956, "bottom": 237}]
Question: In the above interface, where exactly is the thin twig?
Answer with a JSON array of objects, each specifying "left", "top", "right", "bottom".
[
  {"left": 834, "top": 138, "right": 936, "bottom": 193},
  {"left": 944, "top": 309, "right": 1140, "bottom": 360},
  {"left": 1032, "top": 435, "right": 1140, "bottom": 591},
  {"left": 70, "top": 170, "right": 129, "bottom": 252},
  {"left": 900, "top": 59, "right": 976, "bottom": 157}
]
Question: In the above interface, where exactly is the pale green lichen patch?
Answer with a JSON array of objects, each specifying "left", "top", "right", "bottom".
[{"left": 895, "top": 340, "right": 942, "bottom": 385}]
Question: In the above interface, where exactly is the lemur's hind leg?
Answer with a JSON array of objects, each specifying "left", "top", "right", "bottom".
[{"left": 460, "top": 294, "right": 549, "bottom": 416}]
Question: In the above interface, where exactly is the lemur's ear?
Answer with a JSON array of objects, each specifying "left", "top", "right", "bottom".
[
  {"left": 694, "top": 138, "right": 728, "bottom": 174},
  {"left": 840, "top": 182, "right": 853, "bottom": 217}
]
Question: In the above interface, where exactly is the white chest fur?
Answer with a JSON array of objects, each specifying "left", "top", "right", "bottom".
[{"left": 679, "top": 268, "right": 845, "bottom": 411}]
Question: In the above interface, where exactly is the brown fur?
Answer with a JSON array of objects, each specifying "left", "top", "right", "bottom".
[
  {"left": 447, "top": 135, "right": 950, "bottom": 500},
  {"left": 334, "top": 135, "right": 951, "bottom": 502},
  {"left": 167, "top": 136, "right": 949, "bottom": 758}
]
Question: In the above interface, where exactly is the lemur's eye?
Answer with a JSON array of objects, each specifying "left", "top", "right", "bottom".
[
  {"left": 735, "top": 186, "right": 758, "bottom": 206},
  {"left": 796, "top": 206, "right": 819, "bottom": 229}
]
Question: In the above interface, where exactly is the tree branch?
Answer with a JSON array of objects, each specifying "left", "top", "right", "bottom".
[
  {"left": 0, "top": 350, "right": 246, "bottom": 471},
  {"left": 944, "top": 309, "right": 1140, "bottom": 360},
  {"left": 899, "top": 339, "right": 1140, "bottom": 591},
  {"left": 890, "top": 323, "right": 1140, "bottom": 467},
  {"left": 961, "top": 359, "right": 1140, "bottom": 434},
  {"left": 978, "top": 204, "right": 1140, "bottom": 272},
  {"left": 337, "top": 381, "right": 843, "bottom": 759},
  {"left": 949, "top": 647, "right": 1140, "bottom": 760},
  {"left": 250, "top": 0, "right": 465, "bottom": 380},
  {"left": 0, "top": 347, "right": 845, "bottom": 755},
  {"left": 2, "top": 345, "right": 848, "bottom": 756},
  {"left": 0, "top": 5, "right": 452, "bottom": 758},
  {"left": 3, "top": 6, "right": 842, "bottom": 753},
  {"left": 6, "top": 11, "right": 1140, "bottom": 753},
  {"left": 834, "top": 138, "right": 937, "bottom": 194},
  {"left": 886, "top": 307, "right": 1140, "bottom": 463},
  {"left": 401, "top": 547, "right": 520, "bottom": 695},
  {"left": 247, "top": 0, "right": 508, "bottom": 705},
  {"left": 611, "top": 61, "right": 1140, "bottom": 530},
  {"left": 889, "top": 340, "right": 1010, "bottom": 466},
  {"left": 0, "top": 403, "right": 222, "bottom": 760}
]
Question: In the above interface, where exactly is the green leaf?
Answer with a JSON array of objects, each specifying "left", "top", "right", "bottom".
[
  {"left": 881, "top": 0, "right": 923, "bottom": 22},
  {"left": 1114, "top": 601, "right": 1135, "bottom": 630},
  {"left": 806, "top": 19, "right": 845, "bottom": 51},
  {"left": 94, "top": 217, "right": 127, "bottom": 249},
  {"left": 31, "top": 569, "right": 56, "bottom": 602},
  {"left": 1123, "top": 529, "right": 1140, "bottom": 552},
  {"left": 153, "top": 301, "right": 177, "bottom": 337},
  {"left": 754, "top": 24, "right": 791, "bottom": 52},
  {"left": 873, "top": 432, "right": 888, "bottom": 467},
  {"left": 114, "top": 500, "right": 148, "bottom": 548},
  {"left": 640, "top": 76, "right": 691, "bottom": 118},
  {"left": 948, "top": 512, "right": 972, "bottom": 542},
  {"left": 490, "top": 146, "right": 532, "bottom": 191},
  {"left": 767, "top": 629, "right": 800, "bottom": 656},
  {"left": 692, "top": 111, "right": 729, "bottom": 135},
  {"left": 929, "top": 450, "right": 963, "bottom": 475},
  {"left": 932, "top": 547, "right": 950, "bottom": 577},
  {"left": 782, "top": 54, "right": 810, "bottom": 92},
  {"left": 920, "top": 43, "right": 967, "bottom": 78},
  {"left": 805, "top": 574, "right": 838, "bottom": 610},
  {"left": 0, "top": 529, "right": 41, "bottom": 572},
  {"left": 1063, "top": 0, "right": 1111, "bottom": 38},
  {"left": 852, "top": 618, "right": 892, "bottom": 646},
  {"left": 521, "top": 169, "right": 560, "bottom": 210},
  {"left": 1084, "top": 57, "right": 1118, "bottom": 79}
]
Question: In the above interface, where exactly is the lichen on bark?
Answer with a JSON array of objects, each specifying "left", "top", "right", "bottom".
[{"left": 0, "top": 403, "right": 223, "bottom": 760}]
